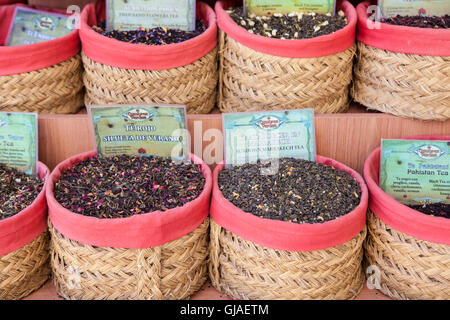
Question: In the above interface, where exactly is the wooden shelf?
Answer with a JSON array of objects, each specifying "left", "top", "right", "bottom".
[
  {"left": 39, "top": 104, "right": 450, "bottom": 173},
  {"left": 25, "top": 279, "right": 392, "bottom": 300},
  {"left": 26, "top": 103, "right": 448, "bottom": 300}
]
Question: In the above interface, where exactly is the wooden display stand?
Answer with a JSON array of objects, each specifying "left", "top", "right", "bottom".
[{"left": 39, "top": 105, "right": 450, "bottom": 174}]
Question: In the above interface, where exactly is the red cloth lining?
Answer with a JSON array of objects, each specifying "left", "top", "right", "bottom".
[
  {"left": 211, "top": 155, "right": 368, "bottom": 252},
  {"left": 47, "top": 151, "right": 212, "bottom": 249}
]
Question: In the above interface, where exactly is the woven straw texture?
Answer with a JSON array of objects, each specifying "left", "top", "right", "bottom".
[
  {"left": 49, "top": 218, "right": 209, "bottom": 300},
  {"left": 208, "top": 219, "right": 366, "bottom": 300},
  {"left": 217, "top": 31, "right": 356, "bottom": 113},
  {"left": 0, "top": 55, "right": 84, "bottom": 114},
  {"left": 0, "top": 231, "right": 51, "bottom": 300},
  {"left": 365, "top": 211, "right": 450, "bottom": 300},
  {"left": 82, "top": 49, "right": 218, "bottom": 114},
  {"left": 352, "top": 43, "right": 450, "bottom": 120}
]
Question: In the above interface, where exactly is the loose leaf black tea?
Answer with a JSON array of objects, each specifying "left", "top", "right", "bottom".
[
  {"left": 219, "top": 158, "right": 361, "bottom": 224},
  {"left": 54, "top": 155, "right": 205, "bottom": 219},
  {"left": 408, "top": 203, "right": 449, "bottom": 219},
  {"left": 0, "top": 164, "right": 44, "bottom": 221},
  {"left": 92, "top": 20, "right": 207, "bottom": 45},
  {"left": 381, "top": 15, "right": 449, "bottom": 29},
  {"left": 228, "top": 7, "right": 348, "bottom": 39}
]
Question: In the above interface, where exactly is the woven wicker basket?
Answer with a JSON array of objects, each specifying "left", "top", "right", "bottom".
[
  {"left": 352, "top": 43, "right": 450, "bottom": 120},
  {"left": 49, "top": 218, "right": 209, "bottom": 300},
  {"left": 209, "top": 220, "right": 367, "bottom": 300},
  {"left": 82, "top": 49, "right": 218, "bottom": 114},
  {"left": 0, "top": 54, "right": 84, "bottom": 114},
  {"left": 364, "top": 211, "right": 450, "bottom": 300},
  {"left": 0, "top": 231, "right": 51, "bottom": 300},
  {"left": 218, "top": 31, "right": 356, "bottom": 113}
]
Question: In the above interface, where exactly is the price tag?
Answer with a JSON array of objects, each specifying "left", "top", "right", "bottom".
[
  {"left": 5, "top": 7, "right": 72, "bottom": 46},
  {"left": 106, "top": 0, "right": 196, "bottom": 32},
  {"left": 223, "top": 109, "right": 316, "bottom": 168},
  {"left": 88, "top": 105, "right": 189, "bottom": 161},
  {"left": 244, "top": 0, "right": 336, "bottom": 16},
  {"left": 380, "top": 139, "right": 450, "bottom": 205},
  {"left": 378, "top": 0, "right": 450, "bottom": 18},
  {"left": 0, "top": 112, "right": 38, "bottom": 175}
]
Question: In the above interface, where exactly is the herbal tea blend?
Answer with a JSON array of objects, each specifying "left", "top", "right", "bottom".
[
  {"left": 92, "top": 20, "right": 207, "bottom": 45},
  {"left": 0, "top": 164, "right": 44, "bottom": 221},
  {"left": 219, "top": 158, "right": 361, "bottom": 224},
  {"left": 228, "top": 7, "right": 348, "bottom": 39},
  {"left": 381, "top": 15, "right": 449, "bottom": 29},
  {"left": 54, "top": 155, "right": 205, "bottom": 219},
  {"left": 407, "top": 203, "right": 449, "bottom": 219}
]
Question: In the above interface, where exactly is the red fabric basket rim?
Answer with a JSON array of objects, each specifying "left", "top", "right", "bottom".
[
  {"left": 79, "top": 1, "right": 218, "bottom": 70},
  {"left": 211, "top": 155, "right": 368, "bottom": 252},
  {"left": 356, "top": 1, "right": 450, "bottom": 56},
  {"left": 0, "top": 162, "right": 50, "bottom": 255},
  {"left": 0, "top": 4, "right": 80, "bottom": 76}
]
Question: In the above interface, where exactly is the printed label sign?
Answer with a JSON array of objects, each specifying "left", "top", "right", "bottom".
[
  {"left": 5, "top": 7, "right": 72, "bottom": 46},
  {"left": 0, "top": 112, "right": 38, "bottom": 175},
  {"left": 378, "top": 0, "right": 450, "bottom": 18},
  {"left": 88, "top": 105, "right": 189, "bottom": 161},
  {"left": 244, "top": 0, "right": 336, "bottom": 16},
  {"left": 380, "top": 139, "right": 450, "bottom": 205},
  {"left": 106, "top": 0, "right": 196, "bottom": 32},
  {"left": 223, "top": 109, "right": 316, "bottom": 168}
]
